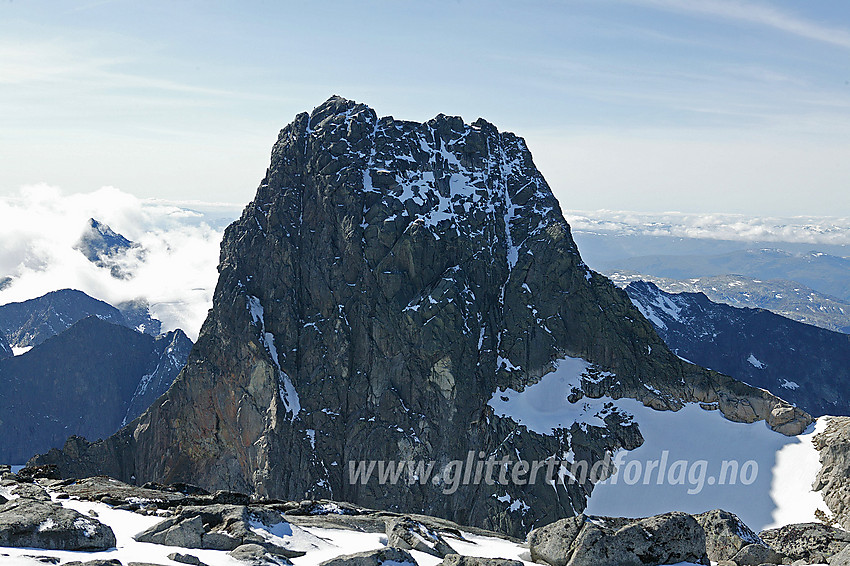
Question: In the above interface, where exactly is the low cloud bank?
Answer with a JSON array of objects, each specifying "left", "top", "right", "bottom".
[
  {"left": 0, "top": 185, "right": 242, "bottom": 339},
  {"left": 564, "top": 209, "right": 850, "bottom": 246}
]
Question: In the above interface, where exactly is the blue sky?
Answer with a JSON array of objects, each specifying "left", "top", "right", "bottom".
[{"left": 2, "top": 0, "right": 849, "bottom": 215}]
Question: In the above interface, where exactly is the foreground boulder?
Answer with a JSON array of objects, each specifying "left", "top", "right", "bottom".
[
  {"left": 527, "top": 512, "right": 709, "bottom": 566},
  {"left": 387, "top": 516, "right": 457, "bottom": 558},
  {"left": 0, "top": 498, "right": 115, "bottom": 550},
  {"left": 694, "top": 509, "right": 767, "bottom": 562},
  {"left": 759, "top": 522, "right": 850, "bottom": 564},
  {"left": 527, "top": 515, "right": 586, "bottom": 566},
  {"left": 133, "top": 504, "right": 304, "bottom": 558},
  {"left": 729, "top": 542, "right": 785, "bottom": 565},
  {"left": 228, "top": 543, "right": 291, "bottom": 565},
  {"left": 318, "top": 547, "right": 418, "bottom": 566}
]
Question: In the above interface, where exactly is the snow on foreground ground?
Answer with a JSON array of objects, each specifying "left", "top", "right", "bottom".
[
  {"left": 0, "top": 486, "right": 706, "bottom": 566},
  {"left": 0, "top": 489, "right": 709, "bottom": 566},
  {"left": 490, "top": 356, "right": 831, "bottom": 533}
]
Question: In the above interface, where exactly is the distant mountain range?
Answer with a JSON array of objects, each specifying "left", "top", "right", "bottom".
[
  {"left": 0, "top": 288, "right": 160, "bottom": 349},
  {"left": 0, "top": 289, "right": 191, "bottom": 464},
  {"left": 603, "top": 248, "right": 850, "bottom": 303},
  {"left": 607, "top": 271, "right": 850, "bottom": 334},
  {"left": 625, "top": 280, "right": 850, "bottom": 417}
]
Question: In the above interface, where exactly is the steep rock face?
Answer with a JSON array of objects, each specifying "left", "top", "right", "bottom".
[
  {"left": 123, "top": 328, "right": 193, "bottom": 426},
  {"left": 0, "top": 332, "right": 10, "bottom": 360},
  {"left": 813, "top": 417, "right": 850, "bottom": 530},
  {"left": 626, "top": 280, "right": 850, "bottom": 417},
  {"left": 0, "top": 317, "right": 190, "bottom": 463},
  {"left": 32, "top": 96, "right": 809, "bottom": 536}
]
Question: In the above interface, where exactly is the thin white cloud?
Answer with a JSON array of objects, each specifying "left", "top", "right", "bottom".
[
  {"left": 0, "top": 38, "right": 278, "bottom": 102},
  {"left": 629, "top": 0, "right": 850, "bottom": 49}
]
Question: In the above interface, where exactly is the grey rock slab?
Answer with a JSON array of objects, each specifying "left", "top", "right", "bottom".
[
  {"left": 61, "top": 560, "right": 122, "bottom": 566},
  {"left": 567, "top": 512, "right": 709, "bottom": 566},
  {"left": 830, "top": 545, "right": 850, "bottom": 566},
  {"left": 318, "top": 547, "right": 418, "bottom": 566},
  {"left": 387, "top": 516, "right": 457, "bottom": 558},
  {"left": 10, "top": 483, "right": 51, "bottom": 501},
  {"left": 167, "top": 553, "right": 209, "bottom": 566},
  {"left": 440, "top": 557, "right": 523, "bottom": 566},
  {"left": 133, "top": 504, "right": 304, "bottom": 558},
  {"left": 526, "top": 515, "right": 586, "bottom": 566},
  {"left": 759, "top": 522, "right": 850, "bottom": 563},
  {"left": 695, "top": 509, "right": 766, "bottom": 562},
  {"left": 229, "top": 543, "right": 291, "bottom": 565},
  {"left": 0, "top": 498, "right": 115, "bottom": 550},
  {"left": 134, "top": 514, "right": 204, "bottom": 548},
  {"left": 730, "top": 543, "right": 785, "bottom": 565}
]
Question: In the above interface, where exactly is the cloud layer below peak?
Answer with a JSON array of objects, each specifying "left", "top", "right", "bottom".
[{"left": 0, "top": 185, "right": 242, "bottom": 339}]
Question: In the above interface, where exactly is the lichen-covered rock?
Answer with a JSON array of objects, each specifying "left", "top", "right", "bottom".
[
  {"left": 814, "top": 417, "right": 850, "bottom": 530},
  {"left": 830, "top": 544, "right": 850, "bottom": 566},
  {"left": 30, "top": 95, "right": 810, "bottom": 537},
  {"left": 568, "top": 512, "right": 709, "bottom": 566},
  {"left": 730, "top": 543, "right": 784, "bottom": 565},
  {"left": 0, "top": 498, "right": 115, "bottom": 550},
  {"left": 759, "top": 522, "right": 850, "bottom": 563},
  {"left": 694, "top": 509, "right": 766, "bottom": 562},
  {"left": 527, "top": 515, "right": 586, "bottom": 566},
  {"left": 526, "top": 512, "right": 708, "bottom": 566}
]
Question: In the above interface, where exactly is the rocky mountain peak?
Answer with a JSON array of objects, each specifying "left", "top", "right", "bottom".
[
  {"left": 33, "top": 97, "right": 811, "bottom": 537},
  {"left": 75, "top": 218, "right": 137, "bottom": 279}
]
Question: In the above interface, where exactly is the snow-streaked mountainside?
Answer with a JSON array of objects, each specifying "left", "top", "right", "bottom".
[
  {"left": 606, "top": 271, "right": 850, "bottom": 334},
  {"left": 624, "top": 280, "right": 850, "bottom": 417},
  {"left": 0, "top": 289, "right": 192, "bottom": 464},
  {"left": 606, "top": 248, "right": 850, "bottom": 304},
  {"left": 0, "top": 288, "right": 159, "bottom": 349}
]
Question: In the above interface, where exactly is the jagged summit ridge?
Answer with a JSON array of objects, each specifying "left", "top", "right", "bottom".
[
  {"left": 246, "top": 95, "right": 590, "bottom": 386},
  {"left": 33, "top": 96, "right": 811, "bottom": 537}
]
